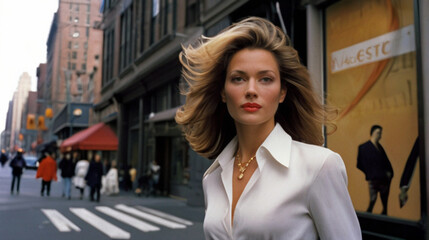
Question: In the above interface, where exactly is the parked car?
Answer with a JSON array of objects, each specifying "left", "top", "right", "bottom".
[{"left": 24, "top": 155, "right": 39, "bottom": 169}]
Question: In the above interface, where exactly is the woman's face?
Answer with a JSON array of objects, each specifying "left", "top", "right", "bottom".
[{"left": 222, "top": 48, "right": 286, "bottom": 127}]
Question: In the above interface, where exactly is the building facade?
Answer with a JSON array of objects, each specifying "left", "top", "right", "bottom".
[
  {"left": 9, "top": 72, "right": 32, "bottom": 152},
  {"left": 42, "top": 0, "right": 103, "bottom": 143},
  {"left": 0, "top": 101, "right": 13, "bottom": 152}
]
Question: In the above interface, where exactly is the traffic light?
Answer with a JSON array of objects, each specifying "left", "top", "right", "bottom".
[
  {"left": 26, "top": 114, "right": 36, "bottom": 130},
  {"left": 45, "top": 108, "right": 53, "bottom": 119},
  {"left": 37, "top": 116, "right": 47, "bottom": 130}
]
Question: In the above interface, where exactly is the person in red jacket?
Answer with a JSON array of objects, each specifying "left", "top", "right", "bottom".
[{"left": 36, "top": 148, "right": 58, "bottom": 196}]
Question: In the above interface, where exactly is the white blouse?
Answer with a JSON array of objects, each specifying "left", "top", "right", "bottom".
[{"left": 203, "top": 123, "right": 361, "bottom": 240}]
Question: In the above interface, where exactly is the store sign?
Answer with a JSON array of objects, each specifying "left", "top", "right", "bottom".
[{"left": 331, "top": 25, "right": 415, "bottom": 73}]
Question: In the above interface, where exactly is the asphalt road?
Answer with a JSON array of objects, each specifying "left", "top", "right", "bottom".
[{"left": 0, "top": 163, "right": 205, "bottom": 240}]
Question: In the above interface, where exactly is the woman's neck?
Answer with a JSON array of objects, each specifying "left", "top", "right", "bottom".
[{"left": 235, "top": 121, "right": 276, "bottom": 157}]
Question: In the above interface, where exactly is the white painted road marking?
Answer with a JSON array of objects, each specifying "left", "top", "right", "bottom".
[
  {"left": 115, "top": 204, "right": 187, "bottom": 229},
  {"left": 41, "top": 209, "right": 81, "bottom": 232},
  {"left": 135, "top": 206, "right": 193, "bottom": 226},
  {"left": 70, "top": 208, "right": 130, "bottom": 239},
  {"left": 96, "top": 206, "right": 160, "bottom": 232}
]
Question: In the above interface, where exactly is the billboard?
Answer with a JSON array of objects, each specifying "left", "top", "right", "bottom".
[{"left": 325, "top": 0, "right": 420, "bottom": 220}]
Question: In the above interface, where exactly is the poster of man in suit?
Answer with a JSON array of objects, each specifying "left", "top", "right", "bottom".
[{"left": 357, "top": 125, "right": 394, "bottom": 215}]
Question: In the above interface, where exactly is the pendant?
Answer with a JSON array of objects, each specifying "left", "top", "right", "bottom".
[{"left": 238, "top": 173, "right": 244, "bottom": 180}]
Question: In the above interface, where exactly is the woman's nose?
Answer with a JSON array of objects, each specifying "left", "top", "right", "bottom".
[{"left": 245, "top": 79, "right": 257, "bottom": 99}]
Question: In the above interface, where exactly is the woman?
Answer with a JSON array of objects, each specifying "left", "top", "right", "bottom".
[
  {"left": 36, "top": 149, "right": 58, "bottom": 197},
  {"left": 102, "top": 160, "right": 119, "bottom": 195},
  {"left": 175, "top": 17, "right": 361, "bottom": 239},
  {"left": 73, "top": 157, "right": 89, "bottom": 200}
]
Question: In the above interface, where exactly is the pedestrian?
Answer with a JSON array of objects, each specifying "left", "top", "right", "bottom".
[
  {"left": 85, "top": 152, "right": 104, "bottom": 202},
  {"left": 59, "top": 147, "right": 75, "bottom": 200},
  {"left": 1, "top": 149, "right": 8, "bottom": 167},
  {"left": 9, "top": 148, "right": 27, "bottom": 194},
  {"left": 357, "top": 125, "right": 394, "bottom": 215},
  {"left": 122, "top": 165, "right": 132, "bottom": 191},
  {"left": 73, "top": 157, "right": 89, "bottom": 200},
  {"left": 36, "top": 148, "right": 58, "bottom": 197},
  {"left": 71, "top": 151, "right": 80, "bottom": 164},
  {"left": 102, "top": 160, "right": 119, "bottom": 195},
  {"left": 175, "top": 17, "right": 361, "bottom": 239},
  {"left": 149, "top": 160, "right": 160, "bottom": 196},
  {"left": 129, "top": 165, "right": 136, "bottom": 190}
]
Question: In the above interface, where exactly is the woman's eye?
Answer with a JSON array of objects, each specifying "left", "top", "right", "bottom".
[
  {"left": 231, "top": 77, "right": 244, "bottom": 82},
  {"left": 260, "top": 77, "right": 273, "bottom": 83}
]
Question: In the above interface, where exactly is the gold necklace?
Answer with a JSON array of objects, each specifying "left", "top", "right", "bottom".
[{"left": 236, "top": 150, "right": 256, "bottom": 180}]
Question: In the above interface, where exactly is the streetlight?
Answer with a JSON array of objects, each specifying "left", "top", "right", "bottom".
[{"left": 70, "top": 108, "right": 82, "bottom": 137}]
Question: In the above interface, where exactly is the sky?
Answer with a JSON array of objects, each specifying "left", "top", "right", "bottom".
[{"left": 0, "top": 0, "right": 59, "bottom": 133}]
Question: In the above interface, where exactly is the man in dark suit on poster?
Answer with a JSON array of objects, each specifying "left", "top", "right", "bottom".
[{"left": 357, "top": 125, "right": 394, "bottom": 215}]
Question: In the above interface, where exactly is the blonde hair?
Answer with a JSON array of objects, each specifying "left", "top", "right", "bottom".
[{"left": 175, "top": 17, "right": 336, "bottom": 159}]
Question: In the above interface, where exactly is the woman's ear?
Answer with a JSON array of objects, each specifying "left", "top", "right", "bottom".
[{"left": 279, "top": 87, "right": 287, "bottom": 103}]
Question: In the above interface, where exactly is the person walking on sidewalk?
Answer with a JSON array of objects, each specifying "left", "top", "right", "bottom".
[
  {"left": 36, "top": 149, "right": 58, "bottom": 196},
  {"left": 1, "top": 149, "right": 8, "bottom": 167},
  {"left": 9, "top": 148, "right": 27, "bottom": 194},
  {"left": 85, "top": 152, "right": 103, "bottom": 202},
  {"left": 102, "top": 160, "right": 119, "bottom": 195},
  {"left": 59, "top": 148, "right": 75, "bottom": 200},
  {"left": 73, "top": 157, "right": 89, "bottom": 200},
  {"left": 149, "top": 160, "right": 160, "bottom": 196}
]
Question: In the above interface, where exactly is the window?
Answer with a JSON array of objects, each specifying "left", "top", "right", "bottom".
[
  {"left": 119, "top": 4, "right": 133, "bottom": 70},
  {"left": 186, "top": 0, "right": 199, "bottom": 26},
  {"left": 72, "top": 31, "right": 80, "bottom": 38},
  {"left": 72, "top": 51, "right": 77, "bottom": 59},
  {"left": 139, "top": 0, "right": 146, "bottom": 53},
  {"left": 74, "top": 42, "right": 79, "bottom": 49},
  {"left": 67, "top": 62, "right": 71, "bottom": 70},
  {"left": 102, "top": 26, "right": 115, "bottom": 86},
  {"left": 86, "top": 27, "right": 90, "bottom": 37},
  {"left": 68, "top": 41, "right": 72, "bottom": 49},
  {"left": 71, "top": 63, "right": 76, "bottom": 70},
  {"left": 75, "top": 3, "right": 79, "bottom": 12},
  {"left": 81, "top": 63, "right": 87, "bottom": 71},
  {"left": 150, "top": 0, "right": 176, "bottom": 45},
  {"left": 86, "top": 15, "right": 90, "bottom": 25},
  {"left": 87, "top": 4, "right": 91, "bottom": 12},
  {"left": 84, "top": 42, "right": 88, "bottom": 49},
  {"left": 74, "top": 17, "right": 79, "bottom": 23}
]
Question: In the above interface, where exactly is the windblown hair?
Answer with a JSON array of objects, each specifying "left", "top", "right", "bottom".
[{"left": 175, "top": 17, "right": 337, "bottom": 159}]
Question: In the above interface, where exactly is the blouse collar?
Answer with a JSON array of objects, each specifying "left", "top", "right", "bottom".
[{"left": 213, "top": 123, "right": 292, "bottom": 174}]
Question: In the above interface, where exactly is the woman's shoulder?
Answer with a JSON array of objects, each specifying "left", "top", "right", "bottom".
[{"left": 291, "top": 140, "right": 343, "bottom": 171}]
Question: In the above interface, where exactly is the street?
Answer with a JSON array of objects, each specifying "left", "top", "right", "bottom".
[{"left": 0, "top": 164, "right": 205, "bottom": 240}]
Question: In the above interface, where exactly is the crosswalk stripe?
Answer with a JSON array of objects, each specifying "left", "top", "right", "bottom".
[
  {"left": 41, "top": 209, "right": 81, "bottom": 232},
  {"left": 70, "top": 208, "right": 130, "bottom": 239},
  {"left": 96, "top": 206, "right": 160, "bottom": 232},
  {"left": 135, "top": 206, "right": 193, "bottom": 226},
  {"left": 115, "top": 204, "right": 187, "bottom": 229}
]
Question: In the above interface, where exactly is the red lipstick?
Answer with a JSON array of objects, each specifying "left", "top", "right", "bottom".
[{"left": 241, "top": 103, "right": 261, "bottom": 112}]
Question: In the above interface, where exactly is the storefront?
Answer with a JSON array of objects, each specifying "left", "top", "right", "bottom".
[{"left": 305, "top": 0, "right": 428, "bottom": 238}]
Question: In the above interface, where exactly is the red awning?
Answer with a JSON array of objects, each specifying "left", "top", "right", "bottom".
[{"left": 60, "top": 123, "right": 118, "bottom": 152}]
